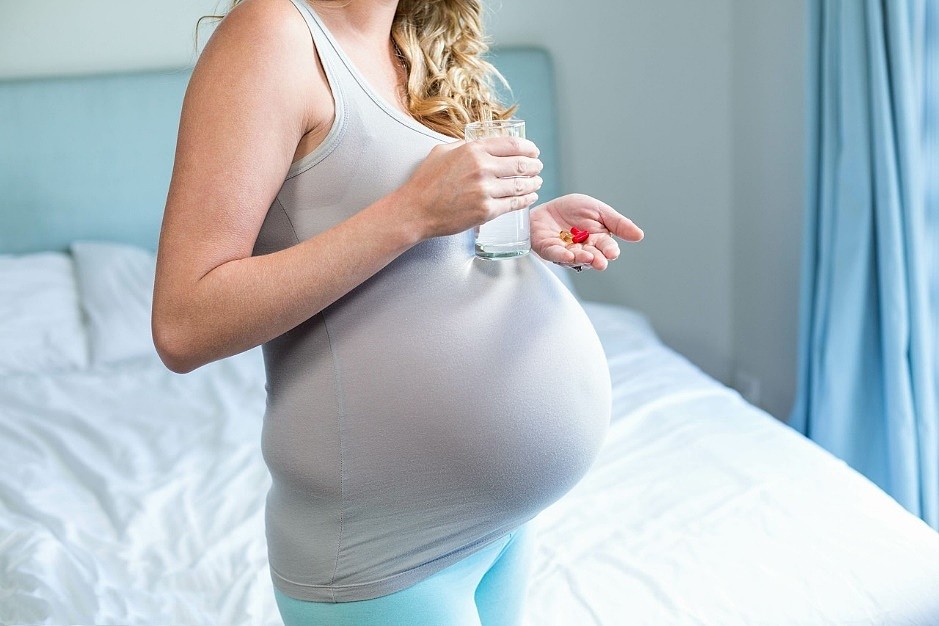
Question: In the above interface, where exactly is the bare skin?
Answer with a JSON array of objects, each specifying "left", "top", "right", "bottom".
[
  {"left": 152, "top": 0, "right": 641, "bottom": 375},
  {"left": 530, "top": 194, "right": 643, "bottom": 270}
]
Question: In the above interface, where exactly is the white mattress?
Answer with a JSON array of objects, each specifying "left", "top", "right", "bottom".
[{"left": 1, "top": 301, "right": 938, "bottom": 625}]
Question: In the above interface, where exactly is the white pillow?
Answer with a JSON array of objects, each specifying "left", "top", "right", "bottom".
[
  {"left": 0, "top": 251, "right": 90, "bottom": 374},
  {"left": 70, "top": 240, "right": 158, "bottom": 366}
]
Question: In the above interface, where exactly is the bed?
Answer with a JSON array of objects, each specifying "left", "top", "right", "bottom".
[{"left": 3, "top": 49, "right": 939, "bottom": 626}]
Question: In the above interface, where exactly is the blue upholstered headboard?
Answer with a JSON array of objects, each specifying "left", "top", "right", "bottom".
[{"left": 0, "top": 47, "right": 560, "bottom": 255}]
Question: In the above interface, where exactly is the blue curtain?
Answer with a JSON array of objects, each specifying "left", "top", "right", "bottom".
[{"left": 790, "top": 0, "right": 939, "bottom": 530}]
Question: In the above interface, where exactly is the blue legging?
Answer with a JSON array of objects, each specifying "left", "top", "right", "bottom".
[{"left": 273, "top": 521, "right": 535, "bottom": 626}]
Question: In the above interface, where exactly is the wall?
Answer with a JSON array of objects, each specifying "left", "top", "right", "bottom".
[
  {"left": 488, "top": 0, "right": 808, "bottom": 419},
  {"left": 730, "top": 1, "right": 808, "bottom": 421},
  {"left": 0, "top": 0, "right": 808, "bottom": 420},
  {"left": 486, "top": 0, "right": 737, "bottom": 387},
  {"left": 0, "top": 0, "right": 218, "bottom": 78}
]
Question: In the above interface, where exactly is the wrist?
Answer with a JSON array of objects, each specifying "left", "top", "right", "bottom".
[{"left": 366, "top": 188, "right": 426, "bottom": 252}]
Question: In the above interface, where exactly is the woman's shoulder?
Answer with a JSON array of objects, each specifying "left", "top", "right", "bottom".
[
  {"left": 192, "top": 0, "right": 333, "bottom": 135},
  {"left": 206, "top": 0, "right": 317, "bottom": 66}
]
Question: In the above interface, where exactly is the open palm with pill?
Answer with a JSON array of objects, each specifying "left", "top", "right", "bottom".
[{"left": 530, "top": 193, "right": 645, "bottom": 271}]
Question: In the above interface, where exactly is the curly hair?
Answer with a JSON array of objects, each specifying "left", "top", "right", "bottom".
[{"left": 196, "top": 0, "right": 517, "bottom": 139}]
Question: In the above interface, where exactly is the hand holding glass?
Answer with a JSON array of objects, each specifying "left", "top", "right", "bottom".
[{"left": 464, "top": 119, "right": 531, "bottom": 259}]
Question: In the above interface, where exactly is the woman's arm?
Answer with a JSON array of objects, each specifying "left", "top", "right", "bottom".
[
  {"left": 152, "top": 0, "right": 542, "bottom": 374},
  {"left": 152, "top": 0, "right": 420, "bottom": 374}
]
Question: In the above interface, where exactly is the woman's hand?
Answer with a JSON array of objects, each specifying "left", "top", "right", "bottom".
[
  {"left": 530, "top": 193, "right": 644, "bottom": 271},
  {"left": 394, "top": 137, "right": 544, "bottom": 240}
]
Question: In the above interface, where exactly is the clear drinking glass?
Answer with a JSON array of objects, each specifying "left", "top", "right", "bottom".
[{"left": 464, "top": 119, "right": 531, "bottom": 259}]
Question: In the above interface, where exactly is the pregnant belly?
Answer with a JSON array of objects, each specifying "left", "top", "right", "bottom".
[
  {"left": 259, "top": 236, "right": 612, "bottom": 588},
  {"left": 322, "top": 238, "right": 612, "bottom": 524}
]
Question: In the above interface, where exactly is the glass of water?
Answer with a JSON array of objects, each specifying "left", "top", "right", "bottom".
[{"left": 464, "top": 119, "right": 531, "bottom": 259}]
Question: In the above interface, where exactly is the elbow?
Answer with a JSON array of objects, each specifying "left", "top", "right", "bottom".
[{"left": 152, "top": 316, "right": 200, "bottom": 374}]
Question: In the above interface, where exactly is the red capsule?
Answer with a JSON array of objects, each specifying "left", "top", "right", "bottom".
[
  {"left": 572, "top": 230, "right": 589, "bottom": 244},
  {"left": 570, "top": 226, "right": 582, "bottom": 235}
]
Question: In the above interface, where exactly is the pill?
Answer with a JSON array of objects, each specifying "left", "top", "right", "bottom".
[
  {"left": 572, "top": 230, "right": 589, "bottom": 244},
  {"left": 559, "top": 230, "right": 574, "bottom": 244},
  {"left": 570, "top": 226, "right": 582, "bottom": 235}
]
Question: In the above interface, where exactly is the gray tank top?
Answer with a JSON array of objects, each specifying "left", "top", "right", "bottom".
[{"left": 252, "top": 0, "right": 612, "bottom": 602}]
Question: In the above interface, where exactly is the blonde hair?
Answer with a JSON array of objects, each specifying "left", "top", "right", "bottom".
[{"left": 196, "top": 0, "right": 517, "bottom": 139}]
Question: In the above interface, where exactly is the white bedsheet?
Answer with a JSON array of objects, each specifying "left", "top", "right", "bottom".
[
  {"left": 0, "top": 344, "right": 274, "bottom": 624},
  {"left": 1, "top": 302, "right": 938, "bottom": 625},
  {"left": 527, "top": 305, "right": 939, "bottom": 625}
]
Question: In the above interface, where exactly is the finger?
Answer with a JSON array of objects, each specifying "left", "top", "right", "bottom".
[
  {"left": 590, "top": 233, "right": 621, "bottom": 260},
  {"left": 493, "top": 192, "right": 539, "bottom": 217},
  {"left": 581, "top": 243, "right": 608, "bottom": 270},
  {"left": 492, "top": 175, "right": 543, "bottom": 199},
  {"left": 490, "top": 155, "right": 544, "bottom": 178},
  {"left": 477, "top": 135, "right": 540, "bottom": 158},
  {"left": 537, "top": 243, "right": 576, "bottom": 264},
  {"left": 596, "top": 202, "right": 644, "bottom": 241},
  {"left": 562, "top": 243, "right": 595, "bottom": 266}
]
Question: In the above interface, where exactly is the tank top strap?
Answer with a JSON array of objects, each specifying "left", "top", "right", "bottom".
[
  {"left": 286, "top": 0, "right": 353, "bottom": 92},
  {"left": 286, "top": 0, "right": 455, "bottom": 144}
]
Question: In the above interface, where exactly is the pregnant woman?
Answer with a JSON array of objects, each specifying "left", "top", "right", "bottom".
[{"left": 152, "top": 0, "right": 643, "bottom": 623}]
